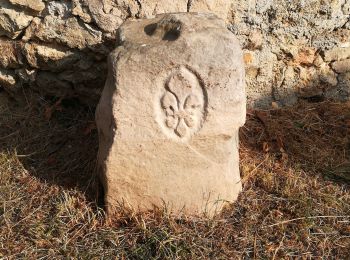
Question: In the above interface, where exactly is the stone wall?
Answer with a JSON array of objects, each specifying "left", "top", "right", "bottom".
[{"left": 0, "top": 0, "right": 349, "bottom": 107}]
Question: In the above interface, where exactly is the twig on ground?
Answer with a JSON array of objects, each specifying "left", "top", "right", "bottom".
[{"left": 266, "top": 215, "right": 350, "bottom": 228}]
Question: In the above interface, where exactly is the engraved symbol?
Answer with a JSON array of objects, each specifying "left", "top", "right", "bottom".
[{"left": 158, "top": 67, "right": 206, "bottom": 140}]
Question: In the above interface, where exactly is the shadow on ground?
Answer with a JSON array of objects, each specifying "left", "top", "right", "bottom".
[
  {"left": 240, "top": 101, "right": 350, "bottom": 183},
  {"left": 0, "top": 89, "right": 99, "bottom": 203}
]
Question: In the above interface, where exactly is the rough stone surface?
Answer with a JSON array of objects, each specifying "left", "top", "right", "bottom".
[
  {"left": 324, "top": 47, "right": 350, "bottom": 62},
  {"left": 331, "top": 59, "right": 350, "bottom": 73},
  {"left": 0, "top": 68, "right": 17, "bottom": 92},
  {"left": 83, "top": 0, "right": 138, "bottom": 35},
  {"left": 0, "top": 37, "right": 23, "bottom": 68},
  {"left": 71, "top": 0, "right": 92, "bottom": 23},
  {"left": 23, "top": 16, "right": 103, "bottom": 50},
  {"left": 228, "top": 0, "right": 350, "bottom": 106},
  {"left": 8, "top": 0, "right": 45, "bottom": 12},
  {"left": 0, "top": 0, "right": 33, "bottom": 39},
  {"left": 46, "top": 0, "right": 71, "bottom": 18},
  {"left": 189, "top": 0, "right": 231, "bottom": 21},
  {"left": 96, "top": 13, "right": 246, "bottom": 216},
  {"left": 138, "top": 0, "right": 187, "bottom": 18},
  {"left": 23, "top": 42, "right": 81, "bottom": 71},
  {"left": 0, "top": 0, "right": 349, "bottom": 107}
]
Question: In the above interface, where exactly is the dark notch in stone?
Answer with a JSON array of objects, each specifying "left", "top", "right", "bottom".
[
  {"left": 144, "top": 23, "right": 157, "bottom": 36},
  {"left": 162, "top": 26, "right": 181, "bottom": 41},
  {"left": 144, "top": 18, "right": 182, "bottom": 41}
]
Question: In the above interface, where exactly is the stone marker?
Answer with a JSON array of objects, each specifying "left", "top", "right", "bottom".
[{"left": 96, "top": 13, "right": 246, "bottom": 217}]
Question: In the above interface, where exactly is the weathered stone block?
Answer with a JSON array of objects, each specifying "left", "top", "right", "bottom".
[
  {"left": 0, "top": 68, "right": 17, "bottom": 92},
  {"left": 0, "top": 0, "right": 33, "bottom": 39},
  {"left": 96, "top": 13, "right": 246, "bottom": 216},
  {"left": 0, "top": 37, "right": 23, "bottom": 69},
  {"left": 323, "top": 47, "right": 350, "bottom": 62},
  {"left": 331, "top": 59, "right": 350, "bottom": 73},
  {"left": 9, "top": 0, "right": 45, "bottom": 13},
  {"left": 138, "top": 0, "right": 187, "bottom": 18},
  {"left": 189, "top": 0, "right": 232, "bottom": 21},
  {"left": 23, "top": 16, "right": 102, "bottom": 50},
  {"left": 23, "top": 42, "right": 83, "bottom": 71}
]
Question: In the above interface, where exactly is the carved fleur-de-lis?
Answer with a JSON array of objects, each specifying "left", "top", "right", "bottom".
[{"left": 161, "top": 91, "right": 201, "bottom": 138}]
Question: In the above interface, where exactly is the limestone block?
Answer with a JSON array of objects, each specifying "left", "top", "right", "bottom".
[
  {"left": 83, "top": 0, "right": 139, "bottom": 34},
  {"left": 189, "top": 0, "right": 232, "bottom": 21},
  {"left": 0, "top": 68, "right": 17, "bottom": 92},
  {"left": 138, "top": 0, "right": 187, "bottom": 18},
  {"left": 331, "top": 59, "right": 350, "bottom": 73},
  {"left": 23, "top": 16, "right": 102, "bottom": 50},
  {"left": 46, "top": 1, "right": 71, "bottom": 18},
  {"left": 72, "top": 0, "right": 92, "bottom": 23},
  {"left": 0, "top": 38, "right": 23, "bottom": 69},
  {"left": 23, "top": 42, "right": 79, "bottom": 71},
  {"left": 96, "top": 13, "right": 246, "bottom": 216},
  {"left": 323, "top": 47, "right": 350, "bottom": 62},
  {"left": 8, "top": 0, "right": 45, "bottom": 12},
  {"left": 320, "top": 63, "right": 338, "bottom": 87},
  {"left": 0, "top": 0, "right": 33, "bottom": 39}
]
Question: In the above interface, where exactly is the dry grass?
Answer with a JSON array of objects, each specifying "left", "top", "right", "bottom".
[{"left": 0, "top": 89, "right": 349, "bottom": 259}]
